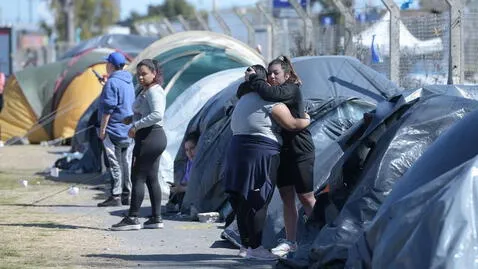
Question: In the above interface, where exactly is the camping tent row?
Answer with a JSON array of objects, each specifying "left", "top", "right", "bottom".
[
  {"left": 162, "top": 55, "right": 478, "bottom": 268},
  {"left": 0, "top": 48, "right": 115, "bottom": 143},
  {"left": 0, "top": 31, "right": 264, "bottom": 146},
  {"left": 65, "top": 31, "right": 264, "bottom": 179}
]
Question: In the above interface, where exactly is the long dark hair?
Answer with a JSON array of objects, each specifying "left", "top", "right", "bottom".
[
  {"left": 268, "top": 55, "right": 301, "bottom": 85},
  {"left": 250, "top": 64, "right": 267, "bottom": 80},
  {"left": 136, "top": 59, "right": 164, "bottom": 86}
]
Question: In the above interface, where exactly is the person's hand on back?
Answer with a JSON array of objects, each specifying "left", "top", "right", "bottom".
[{"left": 245, "top": 66, "right": 256, "bottom": 81}]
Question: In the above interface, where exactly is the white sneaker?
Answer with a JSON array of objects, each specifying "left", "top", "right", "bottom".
[
  {"left": 271, "top": 239, "right": 298, "bottom": 257},
  {"left": 246, "top": 245, "right": 278, "bottom": 261},
  {"left": 238, "top": 247, "right": 248, "bottom": 258}
]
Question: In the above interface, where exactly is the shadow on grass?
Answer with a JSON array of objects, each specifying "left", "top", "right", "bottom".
[
  {"left": 6, "top": 203, "right": 98, "bottom": 208},
  {"left": 35, "top": 171, "right": 108, "bottom": 186},
  {"left": 0, "top": 222, "right": 105, "bottom": 230}
]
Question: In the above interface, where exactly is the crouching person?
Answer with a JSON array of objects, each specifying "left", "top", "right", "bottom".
[{"left": 166, "top": 132, "right": 199, "bottom": 212}]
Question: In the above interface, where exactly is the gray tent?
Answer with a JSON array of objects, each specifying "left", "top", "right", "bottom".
[
  {"left": 347, "top": 101, "right": 478, "bottom": 269},
  {"left": 177, "top": 55, "right": 399, "bottom": 215},
  {"left": 278, "top": 86, "right": 478, "bottom": 268},
  {"left": 59, "top": 34, "right": 157, "bottom": 60}
]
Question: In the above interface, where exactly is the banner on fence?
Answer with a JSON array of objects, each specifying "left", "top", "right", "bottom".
[{"left": 273, "top": 0, "right": 308, "bottom": 18}]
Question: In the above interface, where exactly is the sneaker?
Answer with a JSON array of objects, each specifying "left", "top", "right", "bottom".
[
  {"left": 221, "top": 225, "right": 242, "bottom": 248},
  {"left": 97, "top": 196, "right": 121, "bottom": 207},
  {"left": 271, "top": 239, "right": 298, "bottom": 258},
  {"left": 238, "top": 247, "right": 248, "bottom": 258},
  {"left": 111, "top": 216, "right": 141, "bottom": 231},
  {"left": 143, "top": 216, "right": 164, "bottom": 229},
  {"left": 246, "top": 246, "right": 278, "bottom": 261}
]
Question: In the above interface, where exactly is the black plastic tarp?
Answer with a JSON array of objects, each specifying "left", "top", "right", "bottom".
[
  {"left": 296, "top": 94, "right": 478, "bottom": 269},
  {"left": 346, "top": 106, "right": 478, "bottom": 269}
]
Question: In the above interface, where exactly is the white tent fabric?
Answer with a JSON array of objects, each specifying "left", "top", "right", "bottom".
[
  {"left": 126, "top": 31, "right": 264, "bottom": 75},
  {"left": 159, "top": 68, "right": 245, "bottom": 187},
  {"left": 353, "top": 12, "right": 443, "bottom": 56}
]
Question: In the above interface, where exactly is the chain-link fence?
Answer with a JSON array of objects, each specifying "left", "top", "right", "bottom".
[{"left": 13, "top": 1, "right": 477, "bottom": 90}]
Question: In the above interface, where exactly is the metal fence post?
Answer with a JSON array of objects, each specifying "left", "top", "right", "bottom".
[
  {"left": 162, "top": 18, "right": 176, "bottom": 35},
  {"left": 177, "top": 15, "right": 191, "bottom": 31},
  {"left": 381, "top": 0, "right": 400, "bottom": 85},
  {"left": 256, "top": 3, "right": 279, "bottom": 61},
  {"left": 331, "top": 0, "right": 356, "bottom": 57},
  {"left": 234, "top": 7, "right": 256, "bottom": 47},
  {"left": 212, "top": 10, "right": 231, "bottom": 36},
  {"left": 194, "top": 10, "right": 210, "bottom": 31},
  {"left": 288, "top": 0, "right": 315, "bottom": 54},
  {"left": 445, "top": 0, "right": 464, "bottom": 84}
]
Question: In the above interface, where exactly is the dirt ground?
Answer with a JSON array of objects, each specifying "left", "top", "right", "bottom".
[
  {"left": 0, "top": 145, "right": 276, "bottom": 269},
  {"left": 0, "top": 145, "right": 131, "bottom": 268}
]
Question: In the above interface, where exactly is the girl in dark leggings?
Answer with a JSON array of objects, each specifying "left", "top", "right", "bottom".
[
  {"left": 225, "top": 65, "right": 310, "bottom": 260},
  {"left": 111, "top": 59, "right": 167, "bottom": 231}
]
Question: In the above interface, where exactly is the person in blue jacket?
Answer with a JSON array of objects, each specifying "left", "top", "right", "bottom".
[{"left": 97, "top": 52, "right": 136, "bottom": 207}]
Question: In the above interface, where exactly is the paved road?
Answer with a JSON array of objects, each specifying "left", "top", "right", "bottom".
[
  {"left": 62, "top": 185, "right": 276, "bottom": 269},
  {"left": 1, "top": 145, "right": 277, "bottom": 268}
]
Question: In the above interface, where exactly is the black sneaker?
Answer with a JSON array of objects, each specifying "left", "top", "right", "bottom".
[
  {"left": 143, "top": 216, "right": 164, "bottom": 229},
  {"left": 97, "top": 196, "right": 121, "bottom": 207},
  {"left": 111, "top": 216, "right": 141, "bottom": 231}
]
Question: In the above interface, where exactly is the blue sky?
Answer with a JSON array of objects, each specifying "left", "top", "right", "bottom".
[{"left": 0, "top": 0, "right": 418, "bottom": 25}]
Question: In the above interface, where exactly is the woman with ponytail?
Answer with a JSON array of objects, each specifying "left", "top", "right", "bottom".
[
  {"left": 225, "top": 64, "right": 310, "bottom": 260},
  {"left": 111, "top": 59, "right": 167, "bottom": 231},
  {"left": 247, "top": 56, "right": 316, "bottom": 257}
]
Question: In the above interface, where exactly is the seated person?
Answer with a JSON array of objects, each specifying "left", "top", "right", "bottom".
[{"left": 166, "top": 132, "right": 198, "bottom": 212}]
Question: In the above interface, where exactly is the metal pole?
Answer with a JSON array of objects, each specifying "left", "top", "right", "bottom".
[
  {"left": 256, "top": 3, "right": 279, "bottom": 60},
  {"left": 60, "top": 0, "right": 75, "bottom": 46},
  {"left": 162, "top": 18, "right": 176, "bottom": 34},
  {"left": 331, "top": 0, "right": 356, "bottom": 57},
  {"left": 234, "top": 7, "right": 256, "bottom": 47},
  {"left": 288, "top": 0, "right": 315, "bottom": 55},
  {"left": 194, "top": 10, "right": 210, "bottom": 31},
  {"left": 177, "top": 15, "right": 191, "bottom": 31},
  {"left": 381, "top": 0, "right": 400, "bottom": 84},
  {"left": 445, "top": 0, "right": 463, "bottom": 84},
  {"left": 212, "top": 10, "right": 231, "bottom": 36}
]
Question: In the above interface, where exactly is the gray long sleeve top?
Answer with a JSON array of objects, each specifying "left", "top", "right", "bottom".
[{"left": 132, "top": 84, "right": 166, "bottom": 130}]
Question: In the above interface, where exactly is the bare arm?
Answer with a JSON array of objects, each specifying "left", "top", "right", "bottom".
[
  {"left": 99, "top": 114, "right": 111, "bottom": 140},
  {"left": 271, "top": 103, "right": 310, "bottom": 131}
]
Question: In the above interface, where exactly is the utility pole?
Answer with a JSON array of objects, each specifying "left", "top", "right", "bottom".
[{"left": 60, "top": 0, "right": 75, "bottom": 46}]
